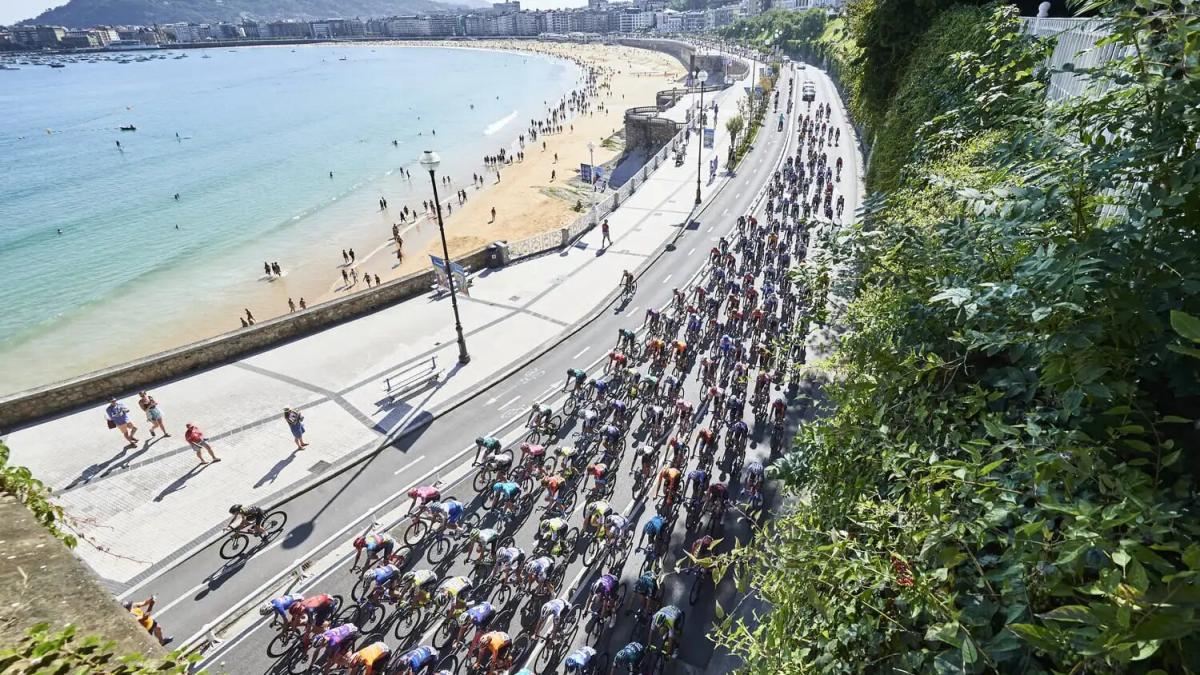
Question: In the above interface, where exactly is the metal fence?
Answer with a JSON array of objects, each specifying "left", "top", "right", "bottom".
[{"left": 1020, "top": 17, "right": 1124, "bottom": 102}]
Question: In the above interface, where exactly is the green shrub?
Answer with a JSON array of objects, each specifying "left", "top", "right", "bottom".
[{"left": 0, "top": 623, "right": 193, "bottom": 674}]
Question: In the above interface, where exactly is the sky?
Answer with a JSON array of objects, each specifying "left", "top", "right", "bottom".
[{"left": 1, "top": 0, "right": 59, "bottom": 25}]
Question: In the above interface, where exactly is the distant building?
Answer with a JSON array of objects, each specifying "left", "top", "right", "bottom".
[
  {"left": 492, "top": 1, "right": 521, "bottom": 13},
  {"left": 707, "top": 4, "right": 738, "bottom": 28},
  {"left": 547, "top": 11, "right": 572, "bottom": 32},
  {"left": 168, "top": 23, "right": 212, "bottom": 43},
  {"left": 681, "top": 10, "right": 707, "bottom": 31},
  {"left": 11, "top": 25, "right": 66, "bottom": 48},
  {"left": 60, "top": 30, "right": 100, "bottom": 48},
  {"left": 618, "top": 9, "right": 653, "bottom": 32},
  {"left": 264, "top": 21, "right": 314, "bottom": 39}
]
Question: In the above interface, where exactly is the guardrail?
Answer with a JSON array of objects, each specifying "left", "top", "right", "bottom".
[{"left": 1019, "top": 16, "right": 1122, "bottom": 102}]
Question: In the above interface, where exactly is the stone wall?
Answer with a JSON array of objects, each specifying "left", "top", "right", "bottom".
[
  {"left": 0, "top": 246, "right": 491, "bottom": 430},
  {"left": 0, "top": 494, "right": 164, "bottom": 654}
]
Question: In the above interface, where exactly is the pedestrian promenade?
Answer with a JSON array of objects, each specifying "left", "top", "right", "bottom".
[{"left": 3, "top": 81, "right": 749, "bottom": 587}]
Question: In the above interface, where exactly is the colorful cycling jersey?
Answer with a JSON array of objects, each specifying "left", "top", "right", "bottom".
[
  {"left": 687, "top": 469, "right": 708, "bottom": 484},
  {"left": 616, "top": 642, "right": 646, "bottom": 664},
  {"left": 541, "top": 598, "right": 568, "bottom": 617},
  {"left": 593, "top": 379, "right": 608, "bottom": 394},
  {"left": 745, "top": 461, "right": 764, "bottom": 478},
  {"left": 431, "top": 500, "right": 463, "bottom": 523},
  {"left": 590, "top": 501, "right": 612, "bottom": 519},
  {"left": 405, "top": 569, "right": 438, "bottom": 589},
  {"left": 353, "top": 642, "right": 390, "bottom": 668},
  {"left": 592, "top": 574, "right": 618, "bottom": 596},
  {"left": 526, "top": 556, "right": 554, "bottom": 580},
  {"left": 358, "top": 534, "right": 395, "bottom": 552},
  {"left": 409, "top": 485, "right": 441, "bottom": 502},
  {"left": 373, "top": 564, "right": 401, "bottom": 585},
  {"left": 653, "top": 605, "right": 682, "bottom": 632},
  {"left": 497, "top": 547, "right": 524, "bottom": 565},
  {"left": 610, "top": 400, "right": 626, "bottom": 413},
  {"left": 731, "top": 421, "right": 749, "bottom": 434},
  {"left": 438, "top": 576, "right": 472, "bottom": 600},
  {"left": 565, "top": 646, "right": 597, "bottom": 670},
  {"left": 605, "top": 514, "right": 628, "bottom": 532},
  {"left": 481, "top": 631, "right": 511, "bottom": 654},
  {"left": 269, "top": 594, "right": 303, "bottom": 616},
  {"left": 400, "top": 646, "right": 439, "bottom": 670},
  {"left": 588, "top": 463, "right": 608, "bottom": 479},
  {"left": 659, "top": 468, "right": 680, "bottom": 485},
  {"left": 487, "top": 452, "right": 513, "bottom": 468},
  {"left": 708, "top": 483, "right": 728, "bottom": 498},
  {"left": 465, "top": 602, "right": 495, "bottom": 626},
  {"left": 540, "top": 518, "right": 566, "bottom": 536},
  {"left": 542, "top": 475, "right": 566, "bottom": 492},
  {"left": 521, "top": 443, "right": 545, "bottom": 457},
  {"left": 600, "top": 424, "right": 620, "bottom": 438},
  {"left": 295, "top": 594, "right": 336, "bottom": 615},
  {"left": 319, "top": 623, "right": 357, "bottom": 648},
  {"left": 635, "top": 572, "right": 658, "bottom": 595},
  {"left": 492, "top": 482, "right": 520, "bottom": 499},
  {"left": 643, "top": 515, "right": 665, "bottom": 536},
  {"left": 582, "top": 409, "right": 598, "bottom": 422},
  {"left": 472, "top": 528, "right": 499, "bottom": 543}
]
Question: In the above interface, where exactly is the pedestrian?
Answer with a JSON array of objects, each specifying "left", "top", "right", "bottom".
[
  {"left": 374, "top": 274, "right": 381, "bottom": 286},
  {"left": 288, "top": 297, "right": 296, "bottom": 313},
  {"left": 299, "top": 297, "right": 307, "bottom": 310},
  {"left": 601, "top": 219, "right": 612, "bottom": 248},
  {"left": 364, "top": 275, "right": 371, "bottom": 288},
  {"left": 264, "top": 262, "right": 272, "bottom": 277},
  {"left": 551, "top": 169, "right": 556, "bottom": 181},
  {"left": 349, "top": 248, "right": 356, "bottom": 263},
  {"left": 124, "top": 596, "right": 173, "bottom": 646},
  {"left": 137, "top": 391, "right": 169, "bottom": 438},
  {"left": 272, "top": 262, "right": 282, "bottom": 276},
  {"left": 396, "top": 248, "right": 404, "bottom": 263},
  {"left": 342, "top": 249, "right": 349, "bottom": 265},
  {"left": 184, "top": 423, "right": 220, "bottom": 463},
  {"left": 283, "top": 407, "right": 307, "bottom": 449},
  {"left": 490, "top": 206, "right": 497, "bottom": 222},
  {"left": 105, "top": 398, "right": 139, "bottom": 444},
  {"left": 341, "top": 269, "right": 349, "bottom": 285},
  {"left": 351, "top": 268, "right": 359, "bottom": 285},
  {"left": 240, "top": 317, "right": 249, "bottom": 328},
  {"left": 554, "top": 152, "right": 558, "bottom": 163},
  {"left": 245, "top": 308, "right": 255, "bottom": 324}
]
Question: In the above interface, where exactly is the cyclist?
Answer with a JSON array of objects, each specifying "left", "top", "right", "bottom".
[
  {"left": 462, "top": 601, "right": 496, "bottom": 643},
  {"left": 666, "top": 436, "right": 689, "bottom": 467},
  {"left": 367, "top": 563, "right": 404, "bottom": 602},
  {"left": 537, "top": 517, "right": 569, "bottom": 555},
  {"left": 524, "top": 555, "right": 558, "bottom": 595},
  {"left": 638, "top": 514, "right": 666, "bottom": 555},
  {"left": 313, "top": 623, "right": 359, "bottom": 671},
  {"left": 603, "top": 512, "right": 631, "bottom": 545},
  {"left": 643, "top": 404, "right": 665, "bottom": 433},
  {"left": 700, "top": 357, "right": 718, "bottom": 384},
  {"left": 406, "top": 485, "right": 441, "bottom": 515},
  {"left": 585, "top": 499, "right": 613, "bottom": 531},
  {"left": 400, "top": 568, "right": 439, "bottom": 606},
  {"left": 614, "top": 642, "right": 646, "bottom": 672},
  {"left": 644, "top": 308, "right": 661, "bottom": 332},
  {"left": 726, "top": 395, "right": 746, "bottom": 424},
  {"left": 228, "top": 504, "right": 266, "bottom": 538},
  {"left": 564, "top": 368, "right": 588, "bottom": 393},
  {"left": 534, "top": 596, "right": 572, "bottom": 641},
  {"left": 599, "top": 423, "right": 622, "bottom": 451},
  {"left": 689, "top": 534, "right": 718, "bottom": 562},
  {"left": 351, "top": 532, "right": 397, "bottom": 571},
  {"left": 743, "top": 461, "right": 765, "bottom": 500},
  {"left": 662, "top": 374, "right": 683, "bottom": 400},
  {"left": 466, "top": 527, "right": 500, "bottom": 565},
  {"left": 632, "top": 571, "right": 660, "bottom": 616},
  {"left": 728, "top": 419, "right": 749, "bottom": 449},
  {"left": 259, "top": 593, "right": 305, "bottom": 630},
  {"left": 686, "top": 468, "right": 709, "bottom": 506},
  {"left": 527, "top": 402, "right": 555, "bottom": 431},
  {"left": 607, "top": 349, "right": 628, "bottom": 371},
  {"left": 671, "top": 338, "right": 688, "bottom": 363},
  {"left": 609, "top": 398, "right": 629, "bottom": 428},
  {"left": 290, "top": 593, "right": 339, "bottom": 641},
  {"left": 704, "top": 482, "right": 730, "bottom": 523},
  {"left": 518, "top": 442, "right": 546, "bottom": 474},
  {"left": 579, "top": 406, "right": 601, "bottom": 434},
  {"left": 654, "top": 466, "right": 681, "bottom": 508},
  {"left": 427, "top": 497, "right": 465, "bottom": 536},
  {"left": 490, "top": 481, "right": 522, "bottom": 518},
  {"left": 675, "top": 398, "right": 695, "bottom": 431},
  {"left": 633, "top": 442, "right": 658, "bottom": 482},
  {"left": 495, "top": 545, "right": 526, "bottom": 585},
  {"left": 436, "top": 576, "right": 474, "bottom": 616},
  {"left": 651, "top": 605, "right": 684, "bottom": 654},
  {"left": 771, "top": 398, "right": 787, "bottom": 425},
  {"left": 617, "top": 328, "right": 637, "bottom": 353},
  {"left": 470, "top": 631, "right": 512, "bottom": 674},
  {"left": 541, "top": 473, "right": 569, "bottom": 507},
  {"left": 395, "top": 645, "right": 439, "bottom": 675},
  {"left": 587, "top": 573, "right": 621, "bottom": 627},
  {"left": 564, "top": 646, "right": 599, "bottom": 673},
  {"left": 473, "top": 436, "right": 502, "bottom": 465},
  {"left": 754, "top": 371, "right": 772, "bottom": 403},
  {"left": 483, "top": 447, "right": 513, "bottom": 476},
  {"left": 348, "top": 641, "right": 391, "bottom": 675},
  {"left": 585, "top": 462, "right": 610, "bottom": 496},
  {"left": 621, "top": 269, "right": 635, "bottom": 294}
]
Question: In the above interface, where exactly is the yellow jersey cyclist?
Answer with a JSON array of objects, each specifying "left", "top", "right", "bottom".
[
  {"left": 651, "top": 605, "right": 684, "bottom": 653},
  {"left": 228, "top": 504, "right": 266, "bottom": 537},
  {"left": 584, "top": 499, "right": 613, "bottom": 531},
  {"left": 465, "top": 527, "right": 500, "bottom": 565},
  {"left": 400, "top": 568, "right": 440, "bottom": 606},
  {"left": 312, "top": 623, "right": 359, "bottom": 671},
  {"left": 435, "top": 576, "right": 474, "bottom": 615},
  {"left": 351, "top": 533, "right": 397, "bottom": 571},
  {"left": 523, "top": 555, "right": 558, "bottom": 596},
  {"left": 553, "top": 445, "right": 580, "bottom": 476},
  {"left": 470, "top": 630, "right": 512, "bottom": 674},
  {"left": 347, "top": 640, "right": 391, "bottom": 675},
  {"left": 537, "top": 517, "right": 569, "bottom": 555}
]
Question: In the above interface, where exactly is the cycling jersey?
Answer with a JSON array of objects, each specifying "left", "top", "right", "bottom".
[
  {"left": 653, "top": 605, "right": 682, "bottom": 633},
  {"left": 404, "top": 569, "right": 438, "bottom": 590},
  {"left": 481, "top": 631, "right": 511, "bottom": 655},
  {"left": 408, "top": 485, "right": 441, "bottom": 502},
  {"left": 745, "top": 461, "right": 765, "bottom": 478},
  {"left": 687, "top": 469, "right": 708, "bottom": 485},
  {"left": 589, "top": 501, "right": 612, "bottom": 521},
  {"left": 565, "top": 646, "right": 597, "bottom": 670},
  {"left": 526, "top": 556, "right": 554, "bottom": 580},
  {"left": 486, "top": 452, "right": 513, "bottom": 469},
  {"left": 520, "top": 442, "right": 545, "bottom": 458},
  {"left": 352, "top": 642, "right": 390, "bottom": 672},
  {"left": 540, "top": 519, "right": 566, "bottom": 537},
  {"left": 431, "top": 500, "right": 464, "bottom": 524},
  {"left": 239, "top": 506, "right": 265, "bottom": 523},
  {"left": 592, "top": 574, "right": 618, "bottom": 596},
  {"left": 588, "top": 463, "right": 608, "bottom": 480},
  {"left": 635, "top": 573, "right": 658, "bottom": 596},
  {"left": 373, "top": 564, "right": 401, "bottom": 586},
  {"left": 472, "top": 528, "right": 499, "bottom": 543},
  {"left": 293, "top": 594, "right": 337, "bottom": 623},
  {"left": 476, "top": 437, "right": 501, "bottom": 451},
  {"left": 492, "top": 482, "right": 520, "bottom": 499},
  {"left": 541, "top": 598, "right": 568, "bottom": 617},
  {"left": 659, "top": 467, "right": 680, "bottom": 487},
  {"left": 731, "top": 421, "right": 749, "bottom": 435},
  {"left": 358, "top": 534, "right": 395, "bottom": 553},
  {"left": 708, "top": 483, "right": 728, "bottom": 499},
  {"left": 643, "top": 515, "right": 665, "bottom": 537},
  {"left": 605, "top": 514, "right": 628, "bottom": 533},
  {"left": 318, "top": 623, "right": 357, "bottom": 649},
  {"left": 465, "top": 602, "right": 495, "bottom": 626},
  {"left": 497, "top": 547, "right": 524, "bottom": 566},
  {"left": 438, "top": 576, "right": 472, "bottom": 601},
  {"left": 269, "top": 594, "right": 303, "bottom": 617},
  {"left": 615, "top": 642, "right": 646, "bottom": 665},
  {"left": 399, "top": 646, "right": 439, "bottom": 670},
  {"left": 600, "top": 424, "right": 620, "bottom": 439},
  {"left": 542, "top": 475, "right": 566, "bottom": 493}
]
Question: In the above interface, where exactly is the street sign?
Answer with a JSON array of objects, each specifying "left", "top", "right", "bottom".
[
  {"left": 430, "top": 255, "right": 470, "bottom": 296},
  {"left": 580, "top": 163, "right": 593, "bottom": 184},
  {"left": 703, "top": 128, "right": 715, "bottom": 149}
]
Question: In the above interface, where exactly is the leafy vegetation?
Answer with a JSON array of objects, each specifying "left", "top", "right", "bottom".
[
  {"left": 0, "top": 623, "right": 192, "bottom": 673},
  {"left": 718, "top": 9, "right": 829, "bottom": 52},
  {"left": 0, "top": 441, "right": 74, "bottom": 548},
  {"left": 712, "top": 0, "right": 1200, "bottom": 671}
]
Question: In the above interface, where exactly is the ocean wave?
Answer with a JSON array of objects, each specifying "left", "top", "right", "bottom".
[{"left": 484, "top": 110, "right": 517, "bottom": 136}]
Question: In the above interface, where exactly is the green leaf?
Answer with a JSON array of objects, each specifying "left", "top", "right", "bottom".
[
  {"left": 961, "top": 637, "right": 979, "bottom": 665},
  {"left": 1009, "top": 623, "right": 1060, "bottom": 652},
  {"left": 1170, "top": 310, "right": 1200, "bottom": 342},
  {"left": 1183, "top": 544, "right": 1200, "bottom": 570},
  {"left": 1037, "top": 605, "right": 1099, "bottom": 625}
]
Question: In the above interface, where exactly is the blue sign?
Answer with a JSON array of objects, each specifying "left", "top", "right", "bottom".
[
  {"left": 430, "top": 255, "right": 469, "bottom": 295},
  {"left": 580, "top": 163, "right": 593, "bottom": 184},
  {"left": 593, "top": 167, "right": 604, "bottom": 184},
  {"left": 703, "top": 128, "right": 715, "bottom": 149}
]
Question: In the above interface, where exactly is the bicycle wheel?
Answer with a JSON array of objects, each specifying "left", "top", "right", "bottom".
[
  {"left": 351, "top": 574, "right": 373, "bottom": 602},
  {"left": 432, "top": 617, "right": 461, "bottom": 652},
  {"left": 472, "top": 468, "right": 491, "bottom": 493},
  {"left": 393, "top": 605, "right": 424, "bottom": 642},
  {"left": 263, "top": 510, "right": 288, "bottom": 539},
  {"left": 526, "top": 429, "right": 542, "bottom": 445},
  {"left": 349, "top": 601, "right": 385, "bottom": 633},
  {"left": 426, "top": 535, "right": 454, "bottom": 565},
  {"left": 219, "top": 533, "right": 248, "bottom": 560},
  {"left": 266, "top": 628, "right": 298, "bottom": 658},
  {"left": 403, "top": 519, "right": 429, "bottom": 547},
  {"left": 583, "top": 537, "right": 603, "bottom": 568},
  {"left": 689, "top": 571, "right": 704, "bottom": 606},
  {"left": 563, "top": 396, "right": 579, "bottom": 417}
]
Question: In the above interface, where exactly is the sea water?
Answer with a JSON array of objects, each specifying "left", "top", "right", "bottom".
[{"left": 0, "top": 45, "right": 580, "bottom": 395}]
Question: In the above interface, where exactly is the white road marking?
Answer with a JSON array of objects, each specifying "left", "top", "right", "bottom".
[
  {"left": 499, "top": 394, "right": 522, "bottom": 409},
  {"left": 688, "top": 247, "right": 696, "bottom": 256},
  {"left": 392, "top": 454, "right": 427, "bottom": 476},
  {"left": 574, "top": 346, "right": 591, "bottom": 359},
  {"left": 663, "top": 274, "right": 673, "bottom": 284}
]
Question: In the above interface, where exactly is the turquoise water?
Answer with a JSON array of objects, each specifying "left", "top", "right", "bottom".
[{"left": 0, "top": 46, "right": 580, "bottom": 394}]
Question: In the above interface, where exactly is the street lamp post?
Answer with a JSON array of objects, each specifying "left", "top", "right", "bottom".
[
  {"left": 419, "top": 150, "right": 471, "bottom": 365},
  {"left": 587, "top": 140, "right": 598, "bottom": 220},
  {"left": 694, "top": 69, "right": 708, "bottom": 206}
]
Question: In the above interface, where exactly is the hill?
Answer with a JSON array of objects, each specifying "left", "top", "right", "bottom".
[{"left": 23, "top": 0, "right": 488, "bottom": 27}]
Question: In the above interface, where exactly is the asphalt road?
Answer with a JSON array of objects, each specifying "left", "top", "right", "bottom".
[{"left": 149, "top": 58, "right": 854, "bottom": 674}]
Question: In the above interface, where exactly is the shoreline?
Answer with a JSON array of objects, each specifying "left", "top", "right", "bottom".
[{"left": 1, "top": 39, "right": 685, "bottom": 395}]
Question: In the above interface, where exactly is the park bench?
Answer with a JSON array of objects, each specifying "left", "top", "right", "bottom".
[{"left": 383, "top": 356, "right": 442, "bottom": 403}]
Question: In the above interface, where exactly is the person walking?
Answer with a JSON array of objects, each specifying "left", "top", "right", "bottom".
[
  {"left": 601, "top": 219, "right": 612, "bottom": 248},
  {"left": 299, "top": 297, "right": 307, "bottom": 310},
  {"left": 283, "top": 407, "right": 307, "bottom": 450},
  {"left": 349, "top": 248, "right": 356, "bottom": 263},
  {"left": 124, "top": 596, "right": 173, "bottom": 646},
  {"left": 137, "top": 391, "right": 169, "bottom": 438},
  {"left": 342, "top": 249, "right": 349, "bottom": 265},
  {"left": 245, "top": 308, "right": 255, "bottom": 324},
  {"left": 341, "top": 269, "right": 349, "bottom": 285},
  {"left": 288, "top": 298, "right": 296, "bottom": 313},
  {"left": 105, "top": 398, "right": 139, "bottom": 444},
  {"left": 184, "top": 423, "right": 220, "bottom": 464}
]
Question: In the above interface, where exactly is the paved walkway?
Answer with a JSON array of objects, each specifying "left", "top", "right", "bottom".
[{"left": 3, "top": 79, "right": 749, "bottom": 588}]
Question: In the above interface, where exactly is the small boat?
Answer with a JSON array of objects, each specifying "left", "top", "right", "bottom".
[
  {"left": 0, "top": 64, "right": 19, "bottom": 71},
  {"left": 49, "top": 63, "right": 66, "bottom": 68},
  {"left": 120, "top": 125, "right": 137, "bottom": 131}
]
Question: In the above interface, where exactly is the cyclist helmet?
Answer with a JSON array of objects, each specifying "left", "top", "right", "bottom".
[
  {"left": 353, "top": 536, "right": 367, "bottom": 549},
  {"left": 229, "top": 504, "right": 242, "bottom": 515},
  {"left": 258, "top": 603, "right": 274, "bottom": 616}
]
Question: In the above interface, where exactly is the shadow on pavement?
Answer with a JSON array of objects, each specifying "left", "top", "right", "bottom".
[{"left": 153, "top": 461, "right": 212, "bottom": 502}]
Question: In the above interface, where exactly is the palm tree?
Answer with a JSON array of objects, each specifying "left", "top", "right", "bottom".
[{"left": 725, "top": 114, "right": 745, "bottom": 163}]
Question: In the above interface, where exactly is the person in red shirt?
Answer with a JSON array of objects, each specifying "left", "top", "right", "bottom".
[{"left": 184, "top": 423, "right": 220, "bottom": 464}]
